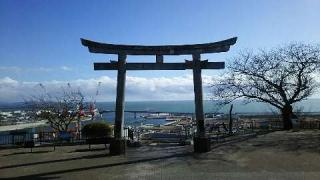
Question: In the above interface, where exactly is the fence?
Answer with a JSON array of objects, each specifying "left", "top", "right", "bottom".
[
  {"left": 1, "top": 119, "right": 319, "bottom": 146},
  {"left": 268, "top": 119, "right": 320, "bottom": 129},
  {"left": 0, "top": 131, "right": 33, "bottom": 145},
  {"left": 0, "top": 127, "right": 133, "bottom": 146},
  {"left": 299, "top": 120, "right": 320, "bottom": 129}
]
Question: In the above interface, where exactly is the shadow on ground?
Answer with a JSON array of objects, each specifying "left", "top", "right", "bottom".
[
  {"left": 2, "top": 150, "right": 53, "bottom": 157},
  {"left": 0, "top": 153, "right": 112, "bottom": 170},
  {"left": 248, "top": 131, "right": 320, "bottom": 153},
  {"left": 1, "top": 152, "right": 191, "bottom": 180},
  {"left": 71, "top": 147, "right": 108, "bottom": 153}
]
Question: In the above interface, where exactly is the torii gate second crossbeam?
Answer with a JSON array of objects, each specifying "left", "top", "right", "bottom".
[{"left": 81, "top": 37, "right": 237, "bottom": 154}]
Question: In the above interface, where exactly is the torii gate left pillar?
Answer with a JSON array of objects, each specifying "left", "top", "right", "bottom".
[
  {"left": 111, "top": 53, "right": 127, "bottom": 155},
  {"left": 81, "top": 37, "right": 237, "bottom": 155}
]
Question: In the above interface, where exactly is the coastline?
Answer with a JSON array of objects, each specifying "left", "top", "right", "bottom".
[{"left": 0, "top": 120, "right": 48, "bottom": 132}]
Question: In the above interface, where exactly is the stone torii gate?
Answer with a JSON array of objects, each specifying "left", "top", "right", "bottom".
[{"left": 81, "top": 37, "right": 237, "bottom": 154}]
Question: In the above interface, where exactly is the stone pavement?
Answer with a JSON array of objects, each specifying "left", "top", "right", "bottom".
[{"left": 1, "top": 130, "right": 320, "bottom": 180}]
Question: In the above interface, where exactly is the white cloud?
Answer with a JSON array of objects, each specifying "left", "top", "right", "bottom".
[
  {"left": 0, "top": 77, "right": 20, "bottom": 102},
  {"left": 0, "top": 66, "right": 22, "bottom": 73},
  {"left": 38, "top": 67, "right": 53, "bottom": 72},
  {"left": 60, "top": 66, "right": 72, "bottom": 71},
  {"left": 0, "top": 74, "right": 222, "bottom": 102},
  {"left": 0, "top": 66, "right": 73, "bottom": 73},
  {"left": 0, "top": 77, "right": 19, "bottom": 87}
]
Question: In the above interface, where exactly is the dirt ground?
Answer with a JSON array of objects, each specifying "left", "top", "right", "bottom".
[{"left": 0, "top": 130, "right": 320, "bottom": 180}]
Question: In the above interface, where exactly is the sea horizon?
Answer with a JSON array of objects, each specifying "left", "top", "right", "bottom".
[{"left": 2, "top": 99, "right": 320, "bottom": 114}]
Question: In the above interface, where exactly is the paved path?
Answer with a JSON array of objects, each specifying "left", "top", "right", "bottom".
[{"left": 1, "top": 130, "right": 320, "bottom": 179}]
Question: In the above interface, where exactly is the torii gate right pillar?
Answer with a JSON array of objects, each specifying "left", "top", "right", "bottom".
[{"left": 192, "top": 53, "right": 211, "bottom": 152}]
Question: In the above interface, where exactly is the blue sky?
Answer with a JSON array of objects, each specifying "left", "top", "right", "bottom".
[{"left": 0, "top": 0, "right": 320, "bottom": 102}]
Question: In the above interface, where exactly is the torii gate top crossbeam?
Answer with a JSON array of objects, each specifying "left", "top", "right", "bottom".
[{"left": 81, "top": 37, "right": 237, "bottom": 55}]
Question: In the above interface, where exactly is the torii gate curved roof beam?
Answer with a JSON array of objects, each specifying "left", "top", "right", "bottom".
[{"left": 81, "top": 37, "right": 237, "bottom": 55}]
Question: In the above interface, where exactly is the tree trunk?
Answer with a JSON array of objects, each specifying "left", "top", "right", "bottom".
[
  {"left": 281, "top": 104, "right": 293, "bottom": 130},
  {"left": 228, "top": 104, "right": 233, "bottom": 135}
]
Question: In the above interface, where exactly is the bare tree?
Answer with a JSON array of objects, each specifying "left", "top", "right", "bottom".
[
  {"left": 26, "top": 84, "right": 84, "bottom": 132},
  {"left": 228, "top": 104, "right": 233, "bottom": 135},
  {"left": 210, "top": 43, "right": 320, "bottom": 130}
]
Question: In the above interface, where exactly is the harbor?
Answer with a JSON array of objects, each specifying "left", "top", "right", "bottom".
[{"left": 1, "top": 106, "right": 320, "bottom": 147}]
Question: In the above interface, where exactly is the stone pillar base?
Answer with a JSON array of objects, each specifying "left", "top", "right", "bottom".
[
  {"left": 110, "top": 139, "right": 126, "bottom": 155},
  {"left": 193, "top": 136, "right": 211, "bottom": 153}
]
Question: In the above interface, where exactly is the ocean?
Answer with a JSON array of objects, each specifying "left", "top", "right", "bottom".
[{"left": 95, "top": 99, "right": 320, "bottom": 114}]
